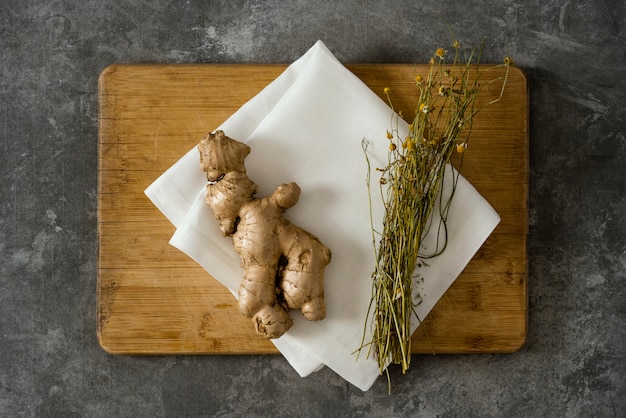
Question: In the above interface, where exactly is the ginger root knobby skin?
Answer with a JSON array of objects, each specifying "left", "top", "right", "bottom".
[{"left": 198, "top": 130, "right": 332, "bottom": 338}]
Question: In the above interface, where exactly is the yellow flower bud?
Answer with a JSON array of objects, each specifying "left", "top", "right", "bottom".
[
  {"left": 383, "top": 87, "right": 390, "bottom": 94},
  {"left": 435, "top": 48, "right": 446, "bottom": 58}
]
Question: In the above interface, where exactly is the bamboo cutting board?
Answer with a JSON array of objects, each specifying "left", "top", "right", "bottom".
[{"left": 98, "top": 64, "right": 527, "bottom": 355}]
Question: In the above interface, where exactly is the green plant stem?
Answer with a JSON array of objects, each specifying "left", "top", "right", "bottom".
[{"left": 359, "top": 41, "right": 512, "bottom": 378}]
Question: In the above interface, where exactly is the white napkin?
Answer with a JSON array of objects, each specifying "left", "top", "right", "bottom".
[{"left": 144, "top": 40, "right": 500, "bottom": 391}]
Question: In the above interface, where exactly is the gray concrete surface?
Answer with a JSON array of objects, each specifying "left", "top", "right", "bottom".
[{"left": 1, "top": 1, "right": 625, "bottom": 417}]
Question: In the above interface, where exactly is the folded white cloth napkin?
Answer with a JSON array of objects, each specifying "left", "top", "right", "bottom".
[{"left": 144, "top": 40, "right": 500, "bottom": 391}]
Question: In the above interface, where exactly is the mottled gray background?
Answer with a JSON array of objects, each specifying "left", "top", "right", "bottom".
[{"left": 1, "top": 0, "right": 625, "bottom": 417}]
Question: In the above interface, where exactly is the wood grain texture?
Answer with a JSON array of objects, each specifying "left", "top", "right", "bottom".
[{"left": 98, "top": 64, "right": 528, "bottom": 355}]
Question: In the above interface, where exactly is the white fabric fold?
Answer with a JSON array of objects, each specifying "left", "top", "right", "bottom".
[{"left": 144, "top": 40, "right": 500, "bottom": 391}]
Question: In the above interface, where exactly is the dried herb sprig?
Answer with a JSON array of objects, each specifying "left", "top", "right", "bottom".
[{"left": 359, "top": 40, "right": 512, "bottom": 378}]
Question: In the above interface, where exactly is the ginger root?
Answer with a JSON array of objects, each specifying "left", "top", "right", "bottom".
[{"left": 198, "top": 130, "right": 331, "bottom": 338}]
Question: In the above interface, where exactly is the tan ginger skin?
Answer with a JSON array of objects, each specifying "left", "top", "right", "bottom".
[{"left": 198, "top": 130, "right": 331, "bottom": 338}]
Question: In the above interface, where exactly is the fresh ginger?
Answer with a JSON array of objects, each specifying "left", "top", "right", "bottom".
[{"left": 198, "top": 130, "right": 331, "bottom": 338}]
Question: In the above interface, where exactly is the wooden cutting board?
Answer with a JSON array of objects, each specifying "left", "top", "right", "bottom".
[{"left": 98, "top": 64, "right": 527, "bottom": 355}]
